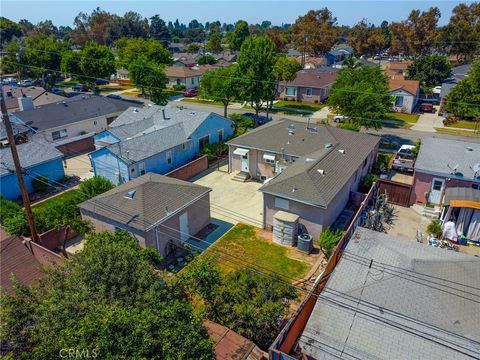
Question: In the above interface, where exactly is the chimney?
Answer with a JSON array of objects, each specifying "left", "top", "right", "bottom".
[{"left": 18, "top": 96, "right": 34, "bottom": 111}]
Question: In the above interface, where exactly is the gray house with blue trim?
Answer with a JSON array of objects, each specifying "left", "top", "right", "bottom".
[{"left": 90, "top": 105, "right": 234, "bottom": 185}]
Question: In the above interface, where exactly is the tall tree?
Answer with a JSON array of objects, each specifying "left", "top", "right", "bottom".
[
  {"left": 445, "top": 60, "right": 480, "bottom": 119},
  {"left": 200, "top": 65, "right": 240, "bottom": 117},
  {"left": 149, "top": 15, "right": 171, "bottom": 46},
  {"left": 60, "top": 50, "right": 82, "bottom": 78},
  {"left": 237, "top": 35, "right": 278, "bottom": 125},
  {"left": 128, "top": 56, "right": 168, "bottom": 105},
  {"left": 115, "top": 37, "right": 172, "bottom": 69},
  {"left": 292, "top": 8, "right": 339, "bottom": 56},
  {"left": 348, "top": 19, "right": 387, "bottom": 56},
  {"left": 205, "top": 31, "right": 223, "bottom": 53},
  {"left": 79, "top": 42, "right": 115, "bottom": 91},
  {"left": 0, "top": 231, "right": 214, "bottom": 359},
  {"left": 31, "top": 20, "right": 58, "bottom": 37},
  {"left": 0, "top": 40, "right": 20, "bottom": 74},
  {"left": 0, "top": 17, "right": 22, "bottom": 44},
  {"left": 71, "top": 7, "right": 117, "bottom": 46},
  {"left": 406, "top": 55, "right": 452, "bottom": 87},
  {"left": 269, "top": 55, "right": 301, "bottom": 118},
  {"left": 328, "top": 65, "right": 392, "bottom": 128},
  {"left": 228, "top": 20, "right": 250, "bottom": 51},
  {"left": 265, "top": 28, "right": 290, "bottom": 52}
]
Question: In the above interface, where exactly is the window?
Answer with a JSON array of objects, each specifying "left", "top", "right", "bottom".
[
  {"left": 473, "top": 184, "right": 480, "bottom": 190},
  {"left": 432, "top": 180, "right": 443, "bottom": 191},
  {"left": 52, "top": 129, "right": 67, "bottom": 140},
  {"left": 306, "top": 88, "right": 313, "bottom": 97},
  {"left": 218, "top": 129, "right": 223, "bottom": 142},
  {"left": 285, "top": 87, "right": 296, "bottom": 96},
  {"left": 199, "top": 135, "right": 210, "bottom": 149},
  {"left": 274, "top": 197, "right": 289, "bottom": 210},
  {"left": 166, "top": 151, "right": 172, "bottom": 164},
  {"left": 93, "top": 120, "right": 97, "bottom": 125},
  {"left": 395, "top": 96, "right": 404, "bottom": 107},
  {"left": 263, "top": 153, "right": 276, "bottom": 164}
]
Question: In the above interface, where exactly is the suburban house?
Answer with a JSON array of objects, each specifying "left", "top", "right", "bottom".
[
  {"left": 383, "top": 60, "right": 413, "bottom": 79},
  {"left": 0, "top": 138, "right": 65, "bottom": 200},
  {"left": 295, "top": 56, "right": 327, "bottom": 69},
  {"left": 172, "top": 53, "right": 201, "bottom": 67},
  {"left": 212, "top": 51, "right": 238, "bottom": 64},
  {"left": 227, "top": 120, "right": 380, "bottom": 237},
  {"left": 165, "top": 65, "right": 211, "bottom": 88},
  {"left": 91, "top": 105, "right": 234, "bottom": 185},
  {"left": 388, "top": 78, "right": 420, "bottom": 113},
  {"left": 278, "top": 69, "right": 338, "bottom": 104},
  {"left": 2, "top": 85, "right": 65, "bottom": 112},
  {"left": 440, "top": 63, "right": 472, "bottom": 107},
  {"left": 295, "top": 227, "right": 480, "bottom": 359},
  {"left": 79, "top": 173, "right": 212, "bottom": 257},
  {"left": 325, "top": 43, "right": 355, "bottom": 65},
  {"left": 10, "top": 95, "right": 137, "bottom": 148}
]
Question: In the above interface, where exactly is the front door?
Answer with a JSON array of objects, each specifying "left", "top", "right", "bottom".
[
  {"left": 428, "top": 178, "right": 445, "bottom": 204},
  {"left": 179, "top": 212, "right": 189, "bottom": 241},
  {"left": 241, "top": 153, "right": 249, "bottom": 172}
]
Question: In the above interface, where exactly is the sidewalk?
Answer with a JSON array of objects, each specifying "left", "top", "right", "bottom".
[
  {"left": 311, "top": 106, "right": 331, "bottom": 121},
  {"left": 410, "top": 112, "right": 445, "bottom": 132}
]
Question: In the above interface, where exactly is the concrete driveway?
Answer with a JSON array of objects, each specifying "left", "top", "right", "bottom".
[
  {"left": 191, "top": 166, "right": 264, "bottom": 227},
  {"left": 64, "top": 153, "right": 94, "bottom": 180},
  {"left": 411, "top": 108, "right": 445, "bottom": 132}
]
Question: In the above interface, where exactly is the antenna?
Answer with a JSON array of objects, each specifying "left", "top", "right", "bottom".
[
  {"left": 447, "top": 163, "right": 459, "bottom": 174},
  {"left": 471, "top": 163, "right": 480, "bottom": 178}
]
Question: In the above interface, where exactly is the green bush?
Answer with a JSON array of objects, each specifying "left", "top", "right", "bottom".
[
  {"left": 359, "top": 174, "right": 378, "bottom": 193},
  {"left": 317, "top": 228, "right": 343, "bottom": 259},
  {"left": 173, "top": 84, "right": 186, "bottom": 91},
  {"left": 2, "top": 210, "right": 29, "bottom": 236},
  {"left": 32, "top": 175, "right": 49, "bottom": 193},
  {"left": 371, "top": 153, "right": 392, "bottom": 175},
  {"left": 0, "top": 196, "right": 22, "bottom": 225},
  {"left": 78, "top": 176, "right": 115, "bottom": 200},
  {"left": 201, "top": 142, "right": 228, "bottom": 160},
  {"left": 336, "top": 122, "right": 360, "bottom": 132},
  {"left": 412, "top": 139, "right": 421, "bottom": 158},
  {"left": 230, "top": 113, "right": 255, "bottom": 136},
  {"left": 427, "top": 219, "right": 443, "bottom": 238}
]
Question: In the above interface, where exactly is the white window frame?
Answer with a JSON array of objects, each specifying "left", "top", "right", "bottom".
[
  {"left": 285, "top": 87, "right": 296, "bottom": 97},
  {"left": 306, "top": 88, "right": 313, "bottom": 97},
  {"left": 166, "top": 150, "right": 172, "bottom": 164},
  {"left": 52, "top": 129, "right": 67, "bottom": 140},
  {"left": 395, "top": 96, "right": 404, "bottom": 107},
  {"left": 274, "top": 197, "right": 289, "bottom": 210}
]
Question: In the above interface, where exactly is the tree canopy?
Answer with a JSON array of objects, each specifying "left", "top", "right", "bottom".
[
  {"left": 406, "top": 55, "right": 452, "bottom": 87},
  {"left": 205, "top": 31, "right": 223, "bottom": 53},
  {"left": 445, "top": 60, "right": 480, "bottom": 119},
  {"left": 0, "top": 16, "right": 22, "bottom": 43},
  {"left": 348, "top": 19, "right": 388, "bottom": 56},
  {"left": 115, "top": 37, "right": 172, "bottom": 69},
  {"left": 328, "top": 65, "right": 392, "bottom": 128},
  {"left": 200, "top": 65, "right": 239, "bottom": 117},
  {"left": 0, "top": 231, "right": 213, "bottom": 359},
  {"left": 228, "top": 20, "right": 250, "bottom": 51},
  {"left": 128, "top": 55, "right": 168, "bottom": 104}
]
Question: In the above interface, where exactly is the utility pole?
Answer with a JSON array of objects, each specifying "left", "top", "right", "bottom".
[
  {"left": 0, "top": 80, "right": 40, "bottom": 243},
  {"left": 301, "top": 35, "right": 308, "bottom": 69}
]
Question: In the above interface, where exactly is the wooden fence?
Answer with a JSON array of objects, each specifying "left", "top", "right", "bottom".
[
  {"left": 269, "top": 184, "right": 377, "bottom": 359},
  {"left": 377, "top": 179, "right": 412, "bottom": 207}
]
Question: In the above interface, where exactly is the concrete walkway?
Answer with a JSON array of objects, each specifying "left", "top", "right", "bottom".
[
  {"left": 410, "top": 111, "right": 445, "bottom": 132},
  {"left": 312, "top": 106, "right": 331, "bottom": 121}
]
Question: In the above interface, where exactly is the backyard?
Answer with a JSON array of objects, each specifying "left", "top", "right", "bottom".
[
  {"left": 205, "top": 223, "right": 314, "bottom": 280},
  {"left": 32, "top": 189, "right": 81, "bottom": 212}
]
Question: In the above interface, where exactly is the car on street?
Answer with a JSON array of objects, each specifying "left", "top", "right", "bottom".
[
  {"left": 19, "top": 79, "right": 33, "bottom": 87},
  {"left": 106, "top": 94, "right": 123, "bottom": 100},
  {"left": 392, "top": 144, "right": 415, "bottom": 172},
  {"left": 333, "top": 115, "right": 349, "bottom": 123},
  {"left": 72, "top": 84, "right": 88, "bottom": 92},
  {"left": 419, "top": 102, "right": 435, "bottom": 113},
  {"left": 183, "top": 88, "right": 198, "bottom": 97},
  {"left": 95, "top": 79, "right": 109, "bottom": 86},
  {"left": 51, "top": 87, "right": 64, "bottom": 95}
]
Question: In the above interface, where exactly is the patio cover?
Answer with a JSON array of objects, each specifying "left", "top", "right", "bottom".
[
  {"left": 233, "top": 148, "right": 249, "bottom": 156},
  {"left": 444, "top": 187, "right": 480, "bottom": 210}
]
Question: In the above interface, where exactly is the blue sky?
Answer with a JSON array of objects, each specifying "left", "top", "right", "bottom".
[{"left": 1, "top": 1, "right": 469, "bottom": 27}]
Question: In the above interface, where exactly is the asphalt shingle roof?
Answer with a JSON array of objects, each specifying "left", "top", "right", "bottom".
[
  {"left": 415, "top": 137, "right": 480, "bottom": 181},
  {"left": 0, "top": 138, "right": 63, "bottom": 177},
  {"left": 13, "top": 95, "right": 139, "bottom": 132},
  {"left": 79, "top": 173, "right": 211, "bottom": 232},
  {"left": 299, "top": 227, "right": 480, "bottom": 360}
]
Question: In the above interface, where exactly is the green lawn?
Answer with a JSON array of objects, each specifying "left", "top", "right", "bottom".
[
  {"left": 55, "top": 80, "right": 80, "bottom": 88},
  {"left": 434, "top": 127, "right": 480, "bottom": 137},
  {"left": 446, "top": 120, "right": 479, "bottom": 130},
  {"left": 385, "top": 112, "right": 420, "bottom": 123},
  {"left": 207, "top": 223, "right": 311, "bottom": 280},
  {"left": 97, "top": 84, "right": 133, "bottom": 93},
  {"left": 181, "top": 98, "right": 225, "bottom": 106},
  {"left": 273, "top": 101, "right": 326, "bottom": 112},
  {"left": 33, "top": 189, "right": 80, "bottom": 212}
]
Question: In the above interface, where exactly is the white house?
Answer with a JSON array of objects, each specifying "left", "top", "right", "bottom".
[{"left": 388, "top": 79, "right": 420, "bottom": 114}]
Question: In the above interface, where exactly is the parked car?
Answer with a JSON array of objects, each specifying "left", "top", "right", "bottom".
[
  {"left": 19, "top": 79, "right": 33, "bottom": 87},
  {"left": 106, "top": 94, "right": 122, "bottom": 100},
  {"left": 183, "top": 88, "right": 198, "bottom": 97},
  {"left": 242, "top": 112, "right": 270, "bottom": 126},
  {"left": 419, "top": 102, "right": 435, "bottom": 113},
  {"left": 333, "top": 115, "right": 349, "bottom": 123},
  {"left": 392, "top": 144, "right": 415, "bottom": 172},
  {"left": 51, "top": 87, "right": 63, "bottom": 95},
  {"left": 72, "top": 84, "right": 88, "bottom": 92},
  {"left": 95, "top": 79, "right": 109, "bottom": 86}
]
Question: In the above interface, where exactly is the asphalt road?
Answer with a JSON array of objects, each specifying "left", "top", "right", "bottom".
[{"left": 167, "top": 100, "right": 480, "bottom": 145}]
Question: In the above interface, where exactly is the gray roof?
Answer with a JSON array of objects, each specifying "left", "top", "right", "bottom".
[
  {"left": 79, "top": 173, "right": 211, "bottom": 232},
  {"left": 452, "top": 64, "right": 471, "bottom": 81},
  {"left": 0, "top": 121, "right": 30, "bottom": 141},
  {"left": 415, "top": 137, "right": 480, "bottom": 181},
  {"left": 105, "top": 105, "right": 232, "bottom": 163},
  {"left": 228, "top": 121, "right": 379, "bottom": 208},
  {"left": 299, "top": 227, "right": 480, "bottom": 360},
  {"left": 0, "top": 138, "right": 63, "bottom": 177},
  {"left": 13, "top": 95, "right": 139, "bottom": 132},
  {"left": 444, "top": 187, "right": 480, "bottom": 204},
  {"left": 440, "top": 82, "right": 456, "bottom": 99}
]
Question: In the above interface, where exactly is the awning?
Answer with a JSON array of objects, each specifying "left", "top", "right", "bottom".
[
  {"left": 233, "top": 148, "right": 249, "bottom": 156},
  {"left": 444, "top": 187, "right": 480, "bottom": 209},
  {"left": 263, "top": 153, "right": 276, "bottom": 161}
]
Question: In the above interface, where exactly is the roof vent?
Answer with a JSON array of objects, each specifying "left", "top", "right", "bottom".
[
  {"left": 317, "top": 169, "right": 326, "bottom": 175},
  {"left": 325, "top": 143, "right": 333, "bottom": 149},
  {"left": 466, "top": 147, "right": 473, "bottom": 151},
  {"left": 292, "top": 186, "right": 297, "bottom": 192},
  {"left": 123, "top": 190, "right": 136, "bottom": 199},
  {"left": 338, "top": 149, "right": 346, "bottom": 154},
  {"left": 189, "top": 111, "right": 196, "bottom": 115},
  {"left": 305, "top": 158, "right": 315, "bottom": 163},
  {"left": 307, "top": 127, "right": 318, "bottom": 133},
  {"left": 133, "top": 108, "right": 139, "bottom": 113},
  {"left": 148, "top": 103, "right": 152, "bottom": 107}
]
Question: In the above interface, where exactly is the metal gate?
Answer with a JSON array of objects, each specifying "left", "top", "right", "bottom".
[{"left": 377, "top": 179, "right": 412, "bottom": 207}]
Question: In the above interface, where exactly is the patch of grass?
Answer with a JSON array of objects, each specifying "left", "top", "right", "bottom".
[
  {"left": 273, "top": 101, "right": 326, "bottom": 112},
  {"left": 181, "top": 98, "right": 225, "bottom": 106},
  {"left": 55, "top": 80, "right": 80, "bottom": 87},
  {"left": 97, "top": 85, "right": 133, "bottom": 93},
  {"left": 381, "top": 120, "right": 414, "bottom": 129},
  {"left": 434, "top": 127, "right": 480, "bottom": 137},
  {"left": 446, "top": 120, "right": 479, "bottom": 130},
  {"left": 207, "top": 223, "right": 311, "bottom": 280},
  {"left": 121, "top": 90, "right": 142, "bottom": 97},
  {"left": 385, "top": 112, "right": 420, "bottom": 123},
  {"left": 33, "top": 190, "right": 80, "bottom": 212}
]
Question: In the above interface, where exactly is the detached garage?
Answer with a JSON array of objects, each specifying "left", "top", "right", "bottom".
[{"left": 79, "top": 173, "right": 212, "bottom": 257}]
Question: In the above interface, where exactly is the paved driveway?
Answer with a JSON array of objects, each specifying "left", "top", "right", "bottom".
[
  {"left": 191, "top": 166, "right": 264, "bottom": 227},
  {"left": 64, "top": 153, "right": 94, "bottom": 180}
]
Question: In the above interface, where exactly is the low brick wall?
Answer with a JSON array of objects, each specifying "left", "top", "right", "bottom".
[
  {"left": 38, "top": 226, "right": 78, "bottom": 251},
  {"left": 56, "top": 137, "right": 95, "bottom": 157},
  {"left": 26, "top": 240, "right": 63, "bottom": 265},
  {"left": 166, "top": 155, "right": 208, "bottom": 181}
]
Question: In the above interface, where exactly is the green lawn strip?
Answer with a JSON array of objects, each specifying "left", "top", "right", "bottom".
[
  {"left": 207, "top": 223, "right": 311, "bottom": 280},
  {"left": 98, "top": 85, "right": 133, "bottom": 93},
  {"left": 273, "top": 101, "right": 326, "bottom": 112},
  {"left": 445, "top": 120, "right": 479, "bottom": 130},
  {"left": 385, "top": 112, "right": 420, "bottom": 123},
  {"left": 381, "top": 120, "right": 413, "bottom": 129},
  {"left": 32, "top": 189, "right": 81, "bottom": 213},
  {"left": 181, "top": 98, "right": 224, "bottom": 106},
  {"left": 434, "top": 127, "right": 480, "bottom": 137}
]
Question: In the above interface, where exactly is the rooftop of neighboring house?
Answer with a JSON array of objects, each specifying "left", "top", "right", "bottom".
[
  {"left": 415, "top": 137, "right": 480, "bottom": 181},
  {"left": 0, "top": 236, "right": 62, "bottom": 295},
  {"left": 298, "top": 227, "right": 480, "bottom": 359},
  {"left": 101, "top": 105, "right": 232, "bottom": 164},
  {"left": 0, "top": 138, "right": 63, "bottom": 177},
  {"left": 0, "top": 121, "right": 30, "bottom": 141},
  {"left": 12, "top": 95, "right": 139, "bottom": 132},
  {"left": 212, "top": 51, "right": 238, "bottom": 62},
  {"left": 79, "top": 173, "right": 211, "bottom": 232},
  {"left": 164, "top": 65, "right": 210, "bottom": 78},
  {"left": 279, "top": 69, "right": 338, "bottom": 89},
  {"left": 452, "top": 63, "right": 471, "bottom": 82},
  {"left": 228, "top": 120, "right": 379, "bottom": 208},
  {"left": 294, "top": 56, "right": 328, "bottom": 67},
  {"left": 2, "top": 85, "right": 66, "bottom": 111},
  {"left": 388, "top": 78, "right": 420, "bottom": 95},
  {"left": 328, "top": 43, "right": 354, "bottom": 57},
  {"left": 384, "top": 60, "right": 413, "bottom": 71}
]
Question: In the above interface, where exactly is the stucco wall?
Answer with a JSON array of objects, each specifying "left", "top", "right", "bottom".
[
  {"left": 279, "top": 86, "right": 330, "bottom": 104},
  {"left": 90, "top": 147, "right": 129, "bottom": 185},
  {"left": 390, "top": 89, "right": 417, "bottom": 114},
  {"left": 167, "top": 76, "right": 200, "bottom": 88}
]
